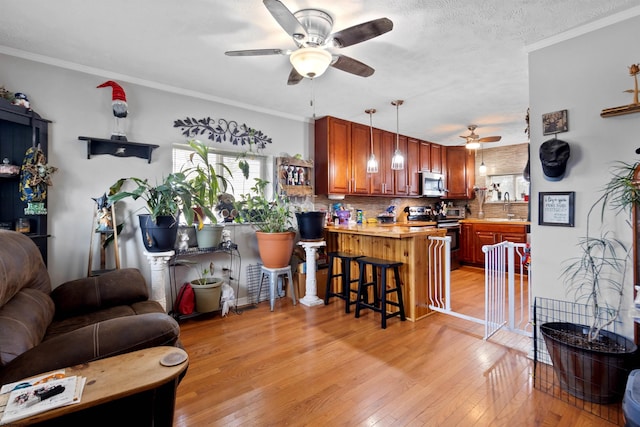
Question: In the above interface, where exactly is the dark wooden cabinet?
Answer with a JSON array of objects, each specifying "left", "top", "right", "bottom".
[
  {"left": 419, "top": 141, "right": 431, "bottom": 172},
  {"left": 350, "top": 122, "right": 372, "bottom": 195},
  {"left": 0, "top": 99, "right": 50, "bottom": 264},
  {"left": 315, "top": 115, "right": 427, "bottom": 198},
  {"left": 431, "top": 144, "right": 443, "bottom": 174},
  {"left": 445, "top": 146, "right": 475, "bottom": 199},
  {"left": 315, "top": 116, "right": 351, "bottom": 195},
  {"left": 394, "top": 135, "right": 409, "bottom": 195},
  {"left": 460, "top": 222, "right": 528, "bottom": 266},
  {"left": 406, "top": 137, "right": 421, "bottom": 196},
  {"left": 370, "top": 128, "right": 392, "bottom": 195}
]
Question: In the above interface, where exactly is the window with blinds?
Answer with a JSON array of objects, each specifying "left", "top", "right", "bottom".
[{"left": 172, "top": 144, "right": 266, "bottom": 198}]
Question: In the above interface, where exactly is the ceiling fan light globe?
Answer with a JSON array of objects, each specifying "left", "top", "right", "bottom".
[
  {"left": 290, "top": 47, "right": 332, "bottom": 79},
  {"left": 465, "top": 141, "right": 480, "bottom": 150}
]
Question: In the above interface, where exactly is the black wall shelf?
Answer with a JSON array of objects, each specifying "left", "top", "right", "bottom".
[{"left": 78, "top": 136, "right": 159, "bottom": 163}]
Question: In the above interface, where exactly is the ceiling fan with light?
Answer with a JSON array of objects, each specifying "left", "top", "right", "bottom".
[
  {"left": 224, "top": 0, "right": 393, "bottom": 85},
  {"left": 459, "top": 124, "right": 501, "bottom": 149}
]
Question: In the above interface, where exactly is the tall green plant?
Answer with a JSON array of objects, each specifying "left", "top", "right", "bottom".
[
  {"left": 181, "top": 139, "right": 233, "bottom": 227},
  {"left": 561, "top": 161, "right": 637, "bottom": 342}
]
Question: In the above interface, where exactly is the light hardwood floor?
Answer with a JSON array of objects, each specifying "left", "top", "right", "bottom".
[{"left": 173, "top": 266, "right": 621, "bottom": 426}]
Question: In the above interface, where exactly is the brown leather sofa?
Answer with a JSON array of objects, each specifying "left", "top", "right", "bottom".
[{"left": 0, "top": 229, "right": 183, "bottom": 387}]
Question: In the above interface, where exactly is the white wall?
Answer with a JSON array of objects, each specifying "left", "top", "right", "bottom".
[
  {"left": 0, "top": 54, "right": 310, "bottom": 303},
  {"left": 529, "top": 15, "right": 640, "bottom": 337}
]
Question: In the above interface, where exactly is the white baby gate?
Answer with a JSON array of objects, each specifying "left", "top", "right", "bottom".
[{"left": 426, "top": 237, "right": 532, "bottom": 340}]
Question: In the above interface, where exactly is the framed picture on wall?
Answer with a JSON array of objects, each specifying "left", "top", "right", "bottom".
[
  {"left": 542, "top": 109, "right": 568, "bottom": 135},
  {"left": 538, "top": 191, "right": 575, "bottom": 227}
]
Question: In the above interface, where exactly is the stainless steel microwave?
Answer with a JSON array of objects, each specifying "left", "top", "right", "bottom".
[{"left": 421, "top": 171, "right": 445, "bottom": 197}]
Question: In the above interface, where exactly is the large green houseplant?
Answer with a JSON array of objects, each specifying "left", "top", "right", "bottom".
[
  {"left": 540, "top": 161, "right": 640, "bottom": 403},
  {"left": 108, "top": 172, "right": 196, "bottom": 252},
  {"left": 236, "top": 178, "right": 295, "bottom": 268},
  {"left": 181, "top": 139, "right": 233, "bottom": 248}
]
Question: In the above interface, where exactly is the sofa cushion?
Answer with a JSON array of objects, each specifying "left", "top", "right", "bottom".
[
  {"left": 51, "top": 268, "right": 149, "bottom": 318},
  {"left": 0, "top": 288, "right": 55, "bottom": 366},
  {"left": 45, "top": 300, "right": 165, "bottom": 340}
]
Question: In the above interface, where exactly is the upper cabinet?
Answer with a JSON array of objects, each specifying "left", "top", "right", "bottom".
[
  {"left": 444, "top": 146, "right": 475, "bottom": 199},
  {"left": 314, "top": 115, "right": 447, "bottom": 198},
  {"left": 315, "top": 116, "right": 351, "bottom": 195}
]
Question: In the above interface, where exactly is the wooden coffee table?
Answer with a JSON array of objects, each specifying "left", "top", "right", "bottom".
[{"left": 0, "top": 346, "right": 188, "bottom": 426}]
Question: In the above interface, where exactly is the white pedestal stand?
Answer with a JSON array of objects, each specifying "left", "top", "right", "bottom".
[
  {"left": 297, "top": 240, "right": 326, "bottom": 307},
  {"left": 143, "top": 250, "right": 175, "bottom": 312}
]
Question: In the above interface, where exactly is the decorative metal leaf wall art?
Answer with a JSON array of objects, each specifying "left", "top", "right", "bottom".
[{"left": 173, "top": 117, "right": 272, "bottom": 150}]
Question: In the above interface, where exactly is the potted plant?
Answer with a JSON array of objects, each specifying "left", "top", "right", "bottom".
[
  {"left": 235, "top": 178, "right": 295, "bottom": 268},
  {"left": 181, "top": 139, "right": 233, "bottom": 249},
  {"left": 540, "top": 161, "right": 640, "bottom": 403},
  {"left": 189, "top": 261, "right": 224, "bottom": 313},
  {"left": 108, "top": 172, "right": 196, "bottom": 252}
]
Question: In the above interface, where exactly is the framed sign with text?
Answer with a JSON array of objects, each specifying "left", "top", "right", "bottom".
[{"left": 539, "top": 191, "right": 575, "bottom": 227}]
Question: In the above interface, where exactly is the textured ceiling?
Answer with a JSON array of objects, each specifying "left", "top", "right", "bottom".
[{"left": 0, "top": 1, "right": 638, "bottom": 147}]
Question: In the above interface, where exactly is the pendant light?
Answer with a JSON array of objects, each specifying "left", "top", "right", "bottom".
[
  {"left": 479, "top": 145, "right": 487, "bottom": 176},
  {"left": 365, "top": 108, "right": 378, "bottom": 173},
  {"left": 391, "top": 99, "right": 404, "bottom": 170}
]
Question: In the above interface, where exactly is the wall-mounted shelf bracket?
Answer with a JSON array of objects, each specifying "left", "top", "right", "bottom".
[{"left": 78, "top": 136, "right": 159, "bottom": 163}]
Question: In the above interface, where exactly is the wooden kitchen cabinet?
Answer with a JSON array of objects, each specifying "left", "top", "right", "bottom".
[
  {"left": 315, "top": 116, "right": 350, "bottom": 195},
  {"left": 349, "top": 122, "right": 372, "bottom": 194},
  {"left": 444, "top": 146, "right": 475, "bottom": 199},
  {"left": 371, "top": 129, "right": 395, "bottom": 196},
  {"left": 460, "top": 222, "right": 528, "bottom": 266},
  {"left": 419, "top": 141, "right": 430, "bottom": 172},
  {"left": 406, "top": 137, "right": 421, "bottom": 196},
  {"left": 394, "top": 135, "right": 409, "bottom": 195},
  {"left": 430, "top": 143, "right": 443, "bottom": 173}
]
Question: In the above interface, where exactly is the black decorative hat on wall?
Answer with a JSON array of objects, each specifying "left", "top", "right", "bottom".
[{"left": 540, "top": 138, "right": 570, "bottom": 181}]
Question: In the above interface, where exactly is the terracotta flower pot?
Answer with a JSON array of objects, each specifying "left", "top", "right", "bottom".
[{"left": 256, "top": 231, "right": 295, "bottom": 268}]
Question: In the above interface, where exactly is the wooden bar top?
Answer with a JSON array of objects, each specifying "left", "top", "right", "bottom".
[
  {"left": 0, "top": 346, "right": 188, "bottom": 425},
  {"left": 460, "top": 219, "right": 530, "bottom": 225},
  {"left": 324, "top": 223, "right": 440, "bottom": 239}
]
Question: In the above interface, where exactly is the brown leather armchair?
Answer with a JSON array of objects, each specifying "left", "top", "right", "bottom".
[{"left": 0, "top": 230, "right": 183, "bottom": 386}]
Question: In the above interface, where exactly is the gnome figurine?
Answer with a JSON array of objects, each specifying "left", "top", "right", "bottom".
[{"left": 97, "top": 80, "right": 128, "bottom": 141}]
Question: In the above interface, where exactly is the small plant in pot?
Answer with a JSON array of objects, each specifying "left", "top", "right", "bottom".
[
  {"left": 540, "top": 161, "right": 640, "bottom": 404},
  {"left": 108, "top": 173, "right": 196, "bottom": 252},
  {"left": 181, "top": 139, "right": 233, "bottom": 249},
  {"left": 235, "top": 178, "right": 295, "bottom": 268},
  {"left": 189, "top": 261, "right": 223, "bottom": 313}
]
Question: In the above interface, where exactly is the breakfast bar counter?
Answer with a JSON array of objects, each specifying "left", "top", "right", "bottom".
[{"left": 324, "top": 224, "right": 446, "bottom": 321}]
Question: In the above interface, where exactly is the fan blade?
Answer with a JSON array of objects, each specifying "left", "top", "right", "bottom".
[
  {"left": 331, "top": 18, "right": 393, "bottom": 48},
  {"left": 263, "top": 0, "right": 307, "bottom": 39},
  {"left": 479, "top": 136, "right": 502, "bottom": 142},
  {"left": 331, "top": 55, "right": 374, "bottom": 77},
  {"left": 225, "top": 49, "right": 288, "bottom": 56},
  {"left": 287, "top": 68, "right": 304, "bottom": 85}
]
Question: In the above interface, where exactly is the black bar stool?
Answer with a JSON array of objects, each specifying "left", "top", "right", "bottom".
[
  {"left": 355, "top": 257, "right": 406, "bottom": 329},
  {"left": 324, "top": 252, "right": 363, "bottom": 313}
]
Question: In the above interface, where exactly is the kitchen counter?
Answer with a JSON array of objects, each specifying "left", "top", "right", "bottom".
[
  {"left": 324, "top": 226, "right": 446, "bottom": 322},
  {"left": 325, "top": 222, "right": 438, "bottom": 238},
  {"left": 460, "top": 218, "right": 530, "bottom": 225}
]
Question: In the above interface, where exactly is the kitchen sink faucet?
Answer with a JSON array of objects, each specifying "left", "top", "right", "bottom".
[{"left": 503, "top": 192, "right": 514, "bottom": 219}]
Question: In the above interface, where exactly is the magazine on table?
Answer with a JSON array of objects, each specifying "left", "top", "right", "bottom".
[{"left": 0, "top": 374, "right": 85, "bottom": 424}]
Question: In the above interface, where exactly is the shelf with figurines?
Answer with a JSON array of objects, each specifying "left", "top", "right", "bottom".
[{"left": 276, "top": 156, "right": 314, "bottom": 197}]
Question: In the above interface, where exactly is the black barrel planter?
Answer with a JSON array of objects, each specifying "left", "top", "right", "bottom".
[
  {"left": 296, "top": 211, "right": 326, "bottom": 241},
  {"left": 540, "top": 322, "right": 637, "bottom": 404},
  {"left": 138, "top": 214, "right": 179, "bottom": 252}
]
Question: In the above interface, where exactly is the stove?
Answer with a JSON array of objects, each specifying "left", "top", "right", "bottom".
[{"left": 405, "top": 206, "right": 433, "bottom": 222}]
